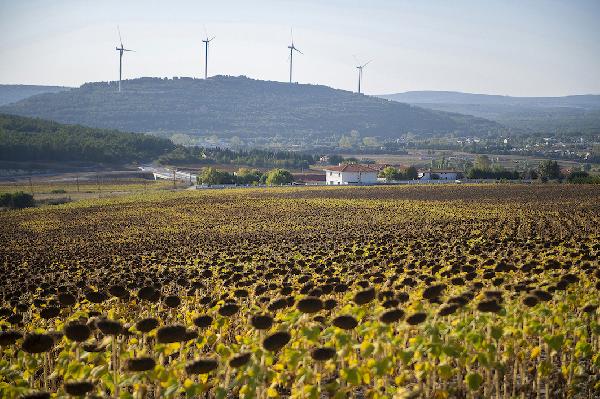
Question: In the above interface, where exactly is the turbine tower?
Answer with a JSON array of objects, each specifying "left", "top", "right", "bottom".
[
  {"left": 115, "top": 27, "right": 134, "bottom": 92},
  {"left": 356, "top": 59, "right": 372, "bottom": 94},
  {"left": 202, "top": 34, "right": 215, "bottom": 79},
  {"left": 287, "top": 30, "right": 303, "bottom": 83}
]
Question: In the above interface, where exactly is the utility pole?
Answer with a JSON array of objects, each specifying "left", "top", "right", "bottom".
[
  {"left": 28, "top": 175, "right": 33, "bottom": 195},
  {"left": 173, "top": 168, "right": 176, "bottom": 190},
  {"left": 76, "top": 175, "right": 80, "bottom": 192}
]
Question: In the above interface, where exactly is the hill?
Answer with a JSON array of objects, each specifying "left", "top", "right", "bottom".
[
  {"left": 0, "top": 113, "right": 320, "bottom": 169},
  {"left": 0, "top": 113, "right": 174, "bottom": 164},
  {"left": 0, "top": 76, "right": 504, "bottom": 139},
  {"left": 0, "top": 84, "right": 71, "bottom": 106},
  {"left": 379, "top": 91, "right": 600, "bottom": 134}
]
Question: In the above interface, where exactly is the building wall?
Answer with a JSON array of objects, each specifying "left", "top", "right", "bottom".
[
  {"left": 325, "top": 171, "right": 378, "bottom": 185},
  {"left": 419, "top": 172, "right": 458, "bottom": 180}
]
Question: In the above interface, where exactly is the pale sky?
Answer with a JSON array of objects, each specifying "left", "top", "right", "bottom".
[{"left": 0, "top": 0, "right": 599, "bottom": 96}]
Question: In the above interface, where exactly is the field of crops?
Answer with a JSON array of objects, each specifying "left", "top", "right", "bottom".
[
  {"left": 0, "top": 179, "right": 175, "bottom": 198},
  {"left": 0, "top": 184, "right": 599, "bottom": 398}
]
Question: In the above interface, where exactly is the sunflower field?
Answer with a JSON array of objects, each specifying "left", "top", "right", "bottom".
[{"left": 0, "top": 184, "right": 598, "bottom": 398}]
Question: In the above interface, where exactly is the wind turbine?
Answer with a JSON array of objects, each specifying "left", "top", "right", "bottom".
[
  {"left": 115, "top": 26, "right": 134, "bottom": 92},
  {"left": 202, "top": 32, "right": 215, "bottom": 79},
  {"left": 355, "top": 59, "right": 372, "bottom": 94},
  {"left": 287, "top": 30, "right": 303, "bottom": 83}
]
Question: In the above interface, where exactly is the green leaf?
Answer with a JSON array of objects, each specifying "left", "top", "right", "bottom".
[
  {"left": 214, "top": 387, "right": 227, "bottom": 399},
  {"left": 465, "top": 372, "right": 483, "bottom": 391},
  {"left": 544, "top": 334, "right": 564, "bottom": 352},
  {"left": 101, "top": 373, "right": 115, "bottom": 393},
  {"left": 398, "top": 350, "right": 414, "bottom": 365},
  {"left": 341, "top": 367, "right": 361, "bottom": 385},
  {"left": 438, "top": 364, "right": 453, "bottom": 380},
  {"left": 490, "top": 326, "right": 503, "bottom": 341},
  {"left": 442, "top": 344, "right": 462, "bottom": 358},
  {"left": 91, "top": 364, "right": 108, "bottom": 379},
  {"left": 164, "top": 383, "right": 180, "bottom": 397},
  {"left": 300, "top": 326, "right": 321, "bottom": 342}
]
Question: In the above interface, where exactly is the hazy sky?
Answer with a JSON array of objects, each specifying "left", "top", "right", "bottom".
[{"left": 1, "top": 0, "right": 599, "bottom": 96}]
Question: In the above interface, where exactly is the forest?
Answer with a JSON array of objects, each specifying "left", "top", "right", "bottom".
[
  {"left": 0, "top": 114, "right": 322, "bottom": 168},
  {"left": 0, "top": 114, "right": 174, "bottom": 163},
  {"left": 157, "top": 146, "right": 316, "bottom": 169}
]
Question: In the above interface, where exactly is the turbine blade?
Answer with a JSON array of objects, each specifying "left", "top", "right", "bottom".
[
  {"left": 294, "top": 47, "right": 303, "bottom": 55},
  {"left": 117, "top": 25, "right": 123, "bottom": 47},
  {"left": 362, "top": 59, "right": 373, "bottom": 67},
  {"left": 209, "top": 36, "right": 215, "bottom": 42}
]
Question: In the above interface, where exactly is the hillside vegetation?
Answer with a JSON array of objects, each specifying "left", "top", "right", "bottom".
[
  {"left": 0, "top": 76, "right": 504, "bottom": 138},
  {"left": 0, "top": 114, "right": 320, "bottom": 168},
  {"left": 0, "top": 113, "right": 174, "bottom": 163}
]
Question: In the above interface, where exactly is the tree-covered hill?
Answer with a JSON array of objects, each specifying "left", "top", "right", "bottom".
[
  {"left": 0, "top": 84, "right": 71, "bottom": 106},
  {"left": 0, "top": 76, "right": 505, "bottom": 138},
  {"left": 0, "top": 114, "right": 321, "bottom": 168},
  {"left": 0, "top": 113, "right": 174, "bottom": 163}
]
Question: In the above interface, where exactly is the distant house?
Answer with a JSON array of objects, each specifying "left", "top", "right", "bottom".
[
  {"left": 323, "top": 164, "right": 379, "bottom": 185},
  {"left": 419, "top": 169, "right": 461, "bottom": 180}
]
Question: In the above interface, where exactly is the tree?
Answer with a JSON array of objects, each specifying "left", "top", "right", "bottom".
[
  {"left": 362, "top": 137, "right": 380, "bottom": 147},
  {"left": 327, "top": 155, "right": 345, "bottom": 165},
  {"left": 381, "top": 167, "right": 401, "bottom": 182},
  {"left": 338, "top": 135, "right": 354, "bottom": 148},
  {"left": 265, "top": 169, "right": 293, "bottom": 186},
  {"left": 538, "top": 160, "right": 561, "bottom": 180},
  {"left": 197, "top": 167, "right": 234, "bottom": 185},
  {"left": 474, "top": 155, "right": 492, "bottom": 170},
  {"left": 235, "top": 168, "right": 262, "bottom": 185},
  {"left": 405, "top": 166, "right": 418, "bottom": 180},
  {"left": 229, "top": 136, "right": 244, "bottom": 150},
  {"left": 522, "top": 169, "right": 538, "bottom": 180}
]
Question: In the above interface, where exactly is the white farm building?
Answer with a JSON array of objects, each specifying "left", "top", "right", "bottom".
[
  {"left": 323, "top": 164, "right": 379, "bottom": 185},
  {"left": 418, "top": 169, "right": 461, "bottom": 180}
]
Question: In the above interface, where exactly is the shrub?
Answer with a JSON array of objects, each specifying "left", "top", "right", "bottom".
[
  {"left": 567, "top": 171, "right": 600, "bottom": 184},
  {"left": 265, "top": 169, "right": 294, "bottom": 186},
  {"left": 0, "top": 192, "right": 35, "bottom": 209}
]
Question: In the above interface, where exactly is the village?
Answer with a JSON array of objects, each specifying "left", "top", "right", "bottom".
[
  {"left": 138, "top": 151, "right": 582, "bottom": 189},
  {"left": 141, "top": 162, "right": 467, "bottom": 188}
]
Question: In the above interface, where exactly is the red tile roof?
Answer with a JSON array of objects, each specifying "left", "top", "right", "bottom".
[{"left": 323, "top": 164, "right": 379, "bottom": 173}]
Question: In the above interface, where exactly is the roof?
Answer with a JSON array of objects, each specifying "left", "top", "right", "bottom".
[{"left": 323, "top": 164, "right": 379, "bottom": 173}]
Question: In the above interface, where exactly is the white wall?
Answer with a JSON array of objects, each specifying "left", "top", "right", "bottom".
[
  {"left": 419, "top": 172, "right": 458, "bottom": 180},
  {"left": 325, "top": 171, "right": 378, "bottom": 185}
]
